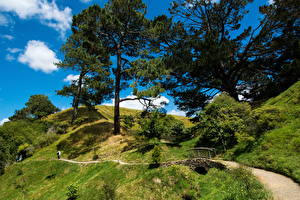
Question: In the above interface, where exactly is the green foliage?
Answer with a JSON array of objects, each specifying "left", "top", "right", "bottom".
[
  {"left": 232, "top": 119, "right": 300, "bottom": 183},
  {"left": 0, "top": 120, "right": 52, "bottom": 174},
  {"left": 151, "top": 146, "right": 161, "bottom": 165},
  {"left": 0, "top": 102, "right": 269, "bottom": 200},
  {"left": 36, "top": 132, "right": 59, "bottom": 148},
  {"left": 102, "top": 182, "right": 116, "bottom": 200},
  {"left": 249, "top": 105, "right": 287, "bottom": 136},
  {"left": 195, "top": 93, "right": 252, "bottom": 151},
  {"left": 121, "top": 115, "right": 135, "bottom": 130},
  {"left": 138, "top": 110, "right": 186, "bottom": 140},
  {"left": 66, "top": 184, "right": 79, "bottom": 200},
  {"left": 224, "top": 81, "right": 300, "bottom": 182},
  {"left": 198, "top": 168, "right": 270, "bottom": 200},
  {"left": 10, "top": 95, "right": 59, "bottom": 121},
  {"left": 162, "top": 0, "right": 299, "bottom": 115}
]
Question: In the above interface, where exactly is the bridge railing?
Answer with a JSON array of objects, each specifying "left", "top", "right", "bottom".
[{"left": 188, "top": 147, "right": 216, "bottom": 159}]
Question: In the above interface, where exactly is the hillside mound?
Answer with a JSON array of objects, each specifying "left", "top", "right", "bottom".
[{"left": 230, "top": 81, "right": 300, "bottom": 183}]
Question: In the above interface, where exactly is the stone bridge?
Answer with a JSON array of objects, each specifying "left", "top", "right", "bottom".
[{"left": 161, "top": 158, "right": 225, "bottom": 174}]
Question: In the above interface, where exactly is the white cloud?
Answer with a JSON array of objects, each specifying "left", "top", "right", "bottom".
[
  {"left": 0, "top": 13, "right": 8, "bottom": 26},
  {"left": 64, "top": 74, "right": 80, "bottom": 83},
  {"left": 268, "top": 0, "right": 274, "bottom": 4},
  {"left": 0, "top": 13, "right": 14, "bottom": 27},
  {"left": 103, "top": 95, "right": 170, "bottom": 110},
  {"left": 7, "top": 47, "right": 21, "bottom": 53},
  {"left": 1, "top": 34, "right": 14, "bottom": 40},
  {"left": 18, "top": 40, "right": 59, "bottom": 73},
  {"left": 167, "top": 109, "right": 186, "bottom": 116},
  {"left": 80, "top": 0, "right": 92, "bottom": 3},
  {"left": 0, "top": 118, "right": 9, "bottom": 126},
  {"left": 5, "top": 54, "right": 15, "bottom": 61},
  {"left": 0, "top": 0, "right": 72, "bottom": 37}
]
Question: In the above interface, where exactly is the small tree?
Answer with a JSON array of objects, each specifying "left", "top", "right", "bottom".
[
  {"left": 151, "top": 145, "right": 162, "bottom": 165},
  {"left": 195, "top": 93, "right": 252, "bottom": 152},
  {"left": 66, "top": 184, "right": 79, "bottom": 200},
  {"left": 9, "top": 95, "right": 59, "bottom": 120},
  {"left": 138, "top": 109, "right": 186, "bottom": 141}
]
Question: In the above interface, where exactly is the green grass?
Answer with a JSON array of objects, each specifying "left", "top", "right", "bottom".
[
  {"left": 0, "top": 159, "right": 269, "bottom": 200},
  {"left": 0, "top": 104, "right": 271, "bottom": 199},
  {"left": 234, "top": 119, "right": 300, "bottom": 183},
  {"left": 226, "top": 81, "right": 300, "bottom": 183}
]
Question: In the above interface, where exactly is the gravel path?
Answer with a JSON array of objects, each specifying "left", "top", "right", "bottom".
[
  {"left": 217, "top": 160, "right": 300, "bottom": 200},
  {"left": 59, "top": 158, "right": 300, "bottom": 200},
  {"left": 60, "top": 158, "right": 146, "bottom": 165}
]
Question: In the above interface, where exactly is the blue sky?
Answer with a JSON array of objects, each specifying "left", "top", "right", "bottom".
[{"left": 0, "top": 0, "right": 270, "bottom": 123}]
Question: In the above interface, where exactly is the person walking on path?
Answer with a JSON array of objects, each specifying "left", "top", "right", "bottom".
[{"left": 57, "top": 151, "right": 61, "bottom": 159}]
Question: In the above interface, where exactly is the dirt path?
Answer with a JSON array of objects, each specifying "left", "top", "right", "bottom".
[
  {"left": 59, "top": 158, "right": 147, "bottom": 165},
  {"left": 59, "top": 158, "right": 300, "bottom": 200},
  {"left": 217, "top": 160, "right": 300, "bottom": 200}
]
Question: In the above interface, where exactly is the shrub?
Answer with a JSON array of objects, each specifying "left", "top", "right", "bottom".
[
  {"left": 17, "top": 143, "right": 35, "bottom": 159},
  {"left": 55, "top": 122, "right": 69, "bottom": 134},
  {"left": 92, "top": 154, "right": 99, "bottom": 160},
  {"left": 138, "top": 109, "right": 186, "bottom": 141},
  {"left": 151, "top": 146, "right": 162, "bottom": 165},
  {"left": 102, "top": 182, "right": 116, "bottom": 200},
  {"left": 66, "top": 184, "right": 79, "bottom": 200},
  {"left": 195, "top": 93, "right": 252, "bottom": 151},
  {"left": 121, "top": 115, "right": 135, "bottom": 130},
  {"left": 35, "top": 132, "right": 58, "bottom": 148},
  {"left": 9, "top": 94, "right": 59, "bottom": 120},
  {"left": 249, "top": 105, "right": 287, "bottom": 136}
]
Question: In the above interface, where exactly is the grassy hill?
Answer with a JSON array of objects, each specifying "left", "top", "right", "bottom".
[
  {"left": 0, "top": 106, "right": 270, "bottom": 200},
  {"left": 228, "top": 81, "right": 300, "bottom": 183}
]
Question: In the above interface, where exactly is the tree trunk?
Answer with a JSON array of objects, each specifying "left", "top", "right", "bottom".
[
  {"left": 71, "top": 72, "right": 84, "bottom": 124},
  {"left": 113, "top": 50, "right": 122, "bottom": 134}
]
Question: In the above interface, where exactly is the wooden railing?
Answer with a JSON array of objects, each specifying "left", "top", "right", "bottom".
[{"left": 189, "top": 147, "right": 216, "bottom": 159}]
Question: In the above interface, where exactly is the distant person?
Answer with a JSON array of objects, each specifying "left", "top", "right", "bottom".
[{"left": 57, "top": 151, "right": 61, "bottom": 159}]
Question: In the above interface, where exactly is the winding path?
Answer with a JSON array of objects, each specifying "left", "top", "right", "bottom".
[
  {"left": 216, "top": 160, "right": 300, "bottom": 200},
  {"left": 59, "top": 158, "right": 300, "bottom": 200},
  {"left": 60, "top": 158, "right": 147, "bottom": 165}
]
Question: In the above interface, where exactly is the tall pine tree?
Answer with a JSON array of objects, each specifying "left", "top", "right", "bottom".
[
  {"left": 155, "top": 0, "right": 299, "bottom": 115},
  {"left": 72, "top": 0, "right": 165, "bottom": 134},
  {"left": 56, "top": 25, "right": 113, "bottom": 123}
]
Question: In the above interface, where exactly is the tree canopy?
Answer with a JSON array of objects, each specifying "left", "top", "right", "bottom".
[
  {"left": 56, "top": 28, "right": 113, "bottom": 123},
  {"left": 9, "top": 95, "right": 59, "bottom": 121},
  {"left": 64, "top": 0, "right": 167, "bottom": 134},
  {"left": 152, "top": 0, "right": 300, "bottom": 115}
]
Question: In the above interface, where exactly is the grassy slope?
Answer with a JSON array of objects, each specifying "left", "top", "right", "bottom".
[
  {"left": 0, "top": 106, "right": 270, "bottom": 200},
  {"left": 233, "top": 81, "right": 300, "bottom": 182}
]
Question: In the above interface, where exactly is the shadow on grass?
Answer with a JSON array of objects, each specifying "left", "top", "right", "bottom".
[
  {"left": 148, "top": 163, "right": 160, "bottom": 169},
  {"left": 56, "top": 121, "right": 114, "bottom": 159},
  {"left": 121, "top": 140, "right": 155, "bottom": 155},
  {"left": 52, "top": 107, "right": 107, "bottom": 127}
]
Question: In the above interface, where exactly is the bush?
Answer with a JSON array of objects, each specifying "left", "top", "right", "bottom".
[
  {"left": 10, "top": 94, "right": 59, "bottom": 120},
  {"left": 92, "top": 154, "right": 99, "bottom": 160},
  {"left": 249, "top": 105, "right": 287, "bottom": 136},
  {"left": 35, "top": 132, "right": 58, "bottom": 148},
  {"left": 121, "top": 115, "right": 135, "bottom": 130},
  {"left": 195, "top": 93, "right": 252, "bottom": 151},
  {"left": 66, "top": 184, "right": 79, "bottom": 200},
  {"left": 138, "top": 109, "right": 186, "bottom": 141},
  {"left": 102, "top": 182, "right": 116, "bottom": 200},
  {"left": 151, "top": 146, "right": 162, "bottom": 165},
  {"left": 17, "top": 143, "right": 35, "bottom": 159}
]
